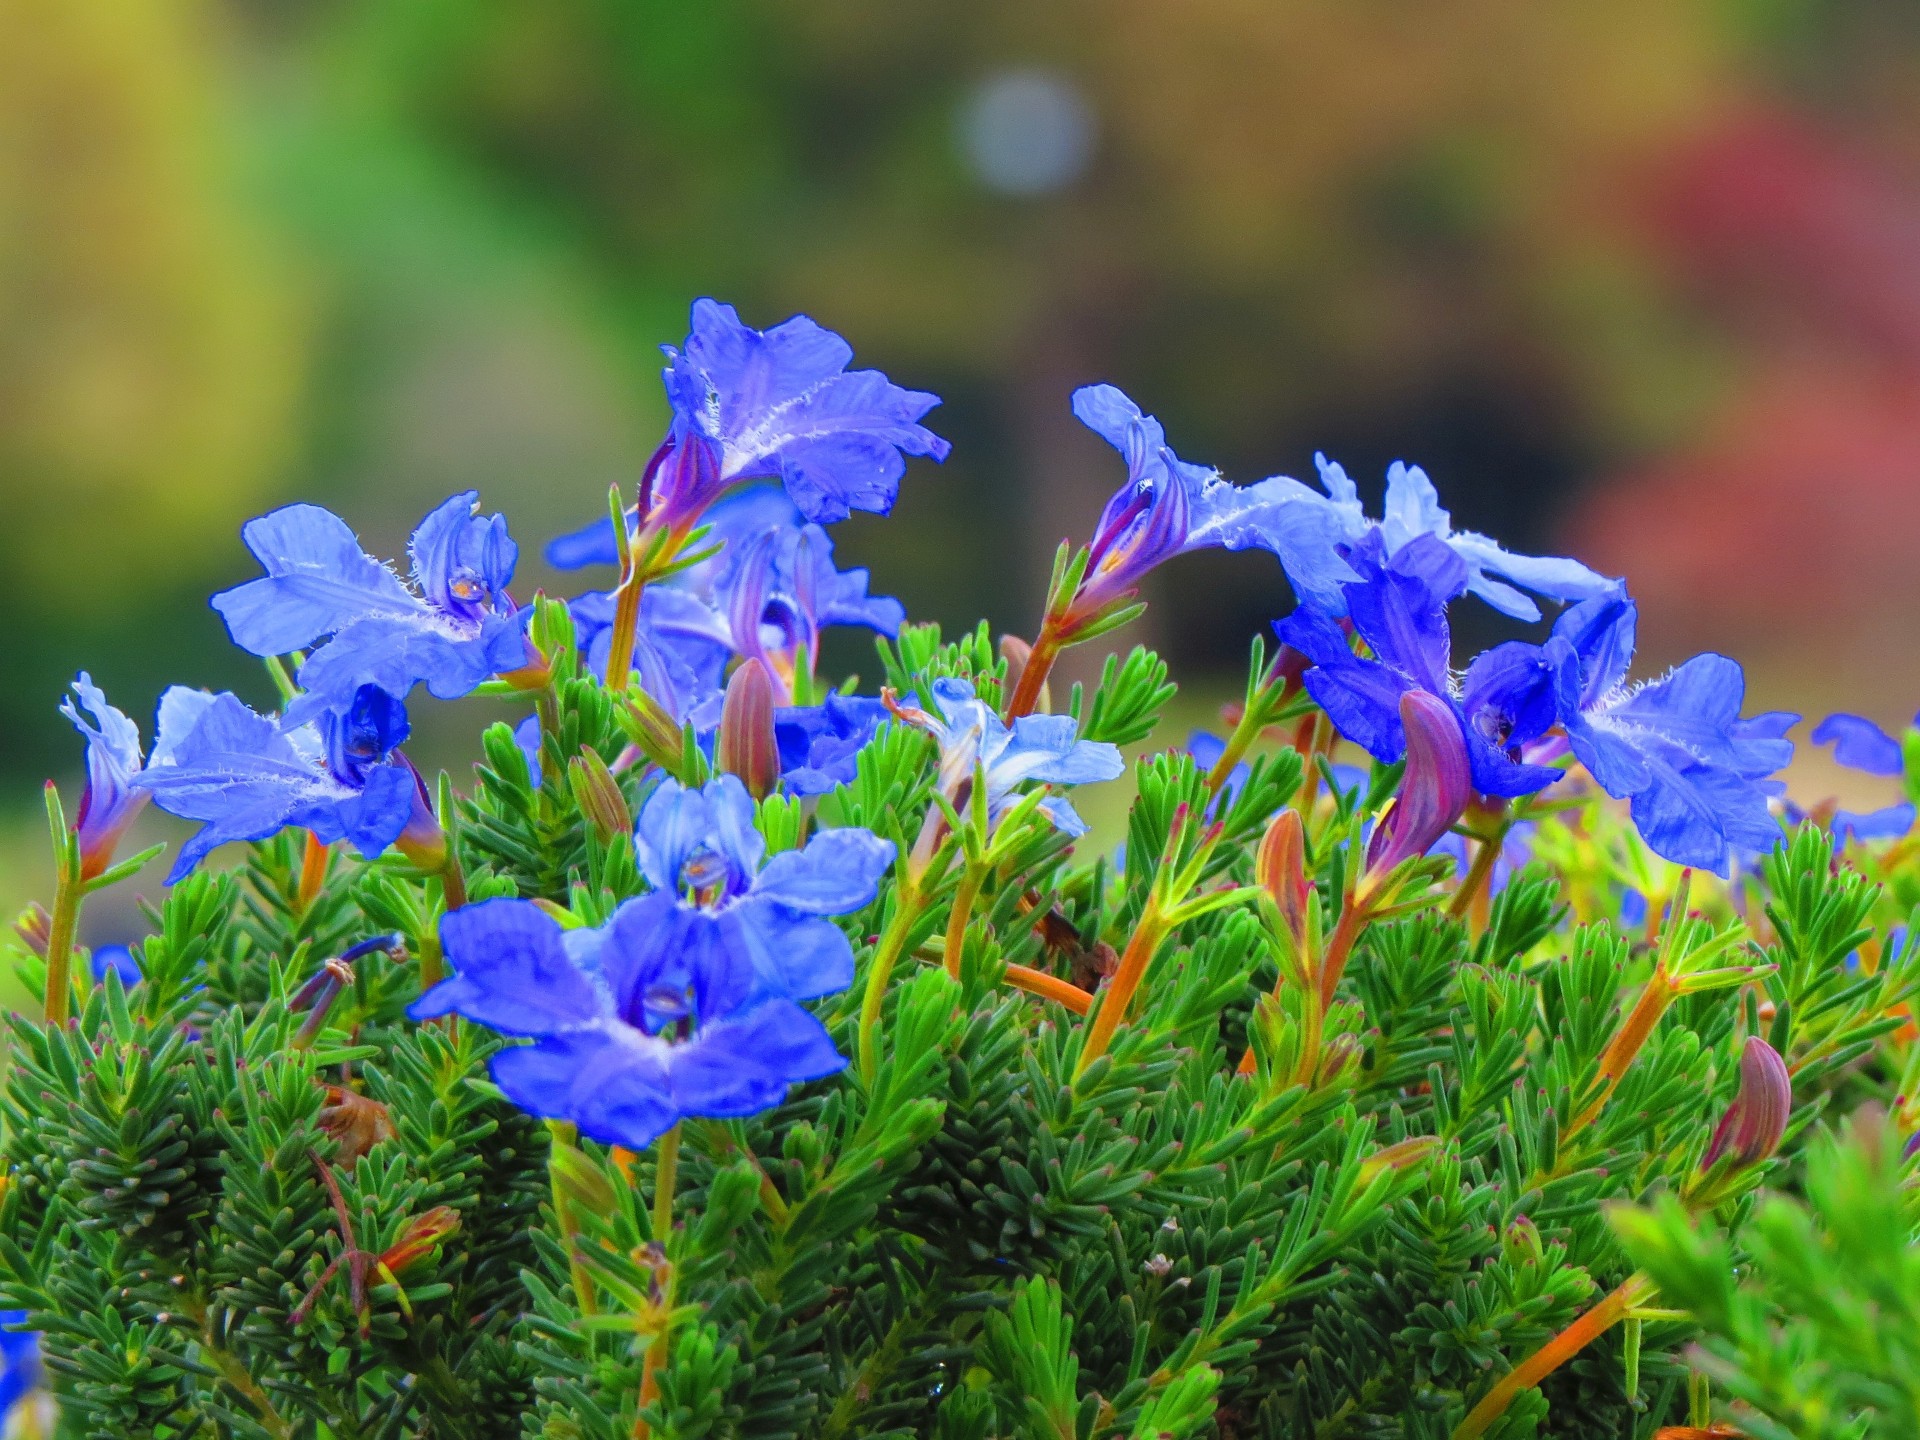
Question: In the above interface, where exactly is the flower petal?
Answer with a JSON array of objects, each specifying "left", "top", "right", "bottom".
[
  {"left": 410, "top": 898, "right": 606, "bottom": 1035},
  {"left": 750, "top": 827, "right": 896, "bottom": 914},
  {"left": 211, "top": 504, "right": 423, "bottom": 657}
]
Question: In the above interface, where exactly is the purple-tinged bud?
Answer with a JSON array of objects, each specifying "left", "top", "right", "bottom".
[
  {"left": 291, "top": 957, "right": 355, "bottom": 1050},
  {"left": 568, "top": 748, "right": 633, "bottom": 841},
  {"left": 642, "top": 424, "right": 727, "bottom": 538},
  {"left": 13, "top": 903, "right": 51, "bottom": 958},
  {"left": 1365, "top": 691, "right": 1471, "bottom": 877},
  {"left": 717, "top": 659, "right": 780, "bottom": 800},
  {"left": 1702, "top": 1037, "right": 1792, "bottom": 1172},
  {"left": 1905, "top": 1129, "right": 1920, "bottom": 1162},
  {"left": 1257, "top": 809, "right": 1312, "bottom": 939},
  {"left": 1268, "top": 642, "right": 1310, "bottom": 696},
  {"left": 61, "top": 674, "right": 151, "bottom": 881},
  {"left": 393, "top": 759, "right": 449, "bottom": 874}
]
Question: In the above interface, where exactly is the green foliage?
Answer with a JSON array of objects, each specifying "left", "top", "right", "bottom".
[
  {"left": 8, "top": 652, "right": 1919, "bottom": 1440},
  {"left": 1615, "top": 1110, "right": 1920, "bottom": 1439}
]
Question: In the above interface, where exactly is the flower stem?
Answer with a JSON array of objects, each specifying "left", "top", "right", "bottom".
[
  {"left": 297, "top": 831, "right": 331, "bottom": 914},
  {"left": 1315, "top": 889, "right": 1370, "bottom": 1013},
  {"left": 441, "top": 856, "right": 469, "bottom": 914},
  {"left": 1075, "top": 903, "right": 1169, "bottom": 1078},
  {"left": 1447, "top": 828, "right": 1505, "bottom": 926},
  {"left": 650, "top": 1124, "right": 680, "bottom": 1243},
  {"left": 1453, "top": 1273, "right": 1657, "bottom": 1439},
  {"left": 546, "top": 1121, "right": 597, "bottom": 1318},
  {"left": 634, "top": 1125, "right": 682, "bottom": 1440},
  {"left": 42, "top": 850, "right": 80, "bottom": 1028},
  {"left": 1003, "top": 963, "right": 1092, "bottom": 1015},
  {"left": 1003, "top": 626, "right": 1061, "bottom": 721},
  {"left": 858, "top": 890, "right": 923, "bottom": 1084},
  {"left": 942, "top": 864, "right": 986, "bottom": 979}
]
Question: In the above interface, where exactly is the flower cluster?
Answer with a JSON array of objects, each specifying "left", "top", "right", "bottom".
[
  {"left": 23, "top": 295, "right": 1916, "bottom": 1440},
  {"left": 412, "top": 776, "right": 894, "bottom": 1146}
]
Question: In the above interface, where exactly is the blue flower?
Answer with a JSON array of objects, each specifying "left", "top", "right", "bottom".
[
  {"left": 889, "top": 677, "right": 1125, "bottom": 837},
  {"left": 548, "top": 303, "right": 950, "bottom": 568},
  {"left": 1544, "top": 591, "right": 1797, "bottom": 873},
  {"left": 212, "top": 493, "right": 530, "bottom": 726},
  {"left": 410, "top": 776, "right": 895, "bottom": 1148},
  {"left": 717, "top": 523, "right": 905, "bottom": 704},
  {"left": 1811, "top": 711, "right": 1916, "bottom": 843},
  {"left": 776, "top": 693, "right": 890, "bottom": 796},
  {"left": 662, "top": 300, "right": 951, "bottom": 526},
  {"left": 90, "top": 944, "right": 142, "bottom": 988},
  {"left": 1063, "top": 385, "right": 1355, "bottom": 622},
  {"left": 134, "top": 684, "right": 426, "bottom": 883},
  {"left": 1289, "top": 454, "right": 1615, "bottom": 622},
  {"left": 1275, "top": 532, "right": 1563, "bottom": 799},
  {"left": 60, "top": 672, "right": 196, "bottom": 880},
  {"left": 0, "top": 1312, "right": 43, "bottom": 1426},
  {"left": 1811, "top": 712, "right": 1907, "bottom": 776}
]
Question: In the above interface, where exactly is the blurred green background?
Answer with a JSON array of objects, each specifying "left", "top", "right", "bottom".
[{"left": 9, "top": 0, "right": 1920, "bottom": 939}]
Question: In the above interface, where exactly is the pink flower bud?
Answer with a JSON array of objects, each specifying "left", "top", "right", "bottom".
[
  {"left": 393, "top": 759, "right": 449, "bottom": 874},
  {"left": 1256, "top": 809, "right": 1311, "bottom": 938},
  {"left": 1365, "top": 691, "right": 1471, "bottom": 877},
  {"left": 568, "top": 749, "right": 633, "bottom": 840},
  {"left": 1702, "top": 1036, "right": 1791, "bottom": 1172},
  {"left": 717, "top": 659, "right": 780, "bottom": 800}
]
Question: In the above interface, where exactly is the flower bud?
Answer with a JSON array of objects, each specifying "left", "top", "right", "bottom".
[
  {"left": 716, "top": 659, "right": 780, "bottom": 800},
  {"left": 318, "top": 1082, "right": 398, "bottom": 1161},
  {"left": 1256, "top": 809, "right": 1311, "bottom": 939},
  {"left": 1702, "top": 1037, "right": 1791, "bottom": 1172},
  {"left": 291, "top": 956, "right": 356, "bottom": 1050},
  {"left": 13, "top": 903, "right": 51, "bottom": 958},
  {"left": 393, "top": 758, "right": 449, "bottom": 873},
  {"left": 1365, "top": 691, "right": 1471, "bottom": 877},
  {"left": 620, "top": 686, "right": 687, "bottom": 772},
  {"left": 378, "top": 1205, "right": 461, "bottom": 1275},
  {"left": 1357, "top": 1135, "right": 1439, "bottom": 1184},
  {"left": 1268, "top": 642, "right": 1310, "bottom": 696},
  {"left": 568, "top": 749, "right": 633, "bottom": 841}
]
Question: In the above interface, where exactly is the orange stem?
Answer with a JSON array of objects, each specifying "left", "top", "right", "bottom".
[
  {"left": 1447, "top": 832, "right": 1503, "bottom": 925},
  {"left": 1075, "top": 906, "right": 1169, "bottom": 1076},
  {"left": 1004, "top": 628, "right": 1061, "bottom": 720},
  {"left": 1454, "top": 1274, "right": 1656, "bottom": 1439},
  {"left": 1004, "top": 964, "right": 1092, "bottom": 1015},
  {"left": 943, "top": 867, "right": 985, "bottom": 979},
  {"left": 298, "top": 831, "right": 332, "bottom": 913},
  {"left": 1316, "top": 893, "right": 1369, "bottom": 1012}
]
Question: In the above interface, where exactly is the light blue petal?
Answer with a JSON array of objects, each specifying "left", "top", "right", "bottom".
[
  {"left": 665, "top": 300, "right": 949, "bottom": 524},
  {"left": 1812, "top": 712, "right": 1903, "bottom": 776},
  {"left": 492, "top": 1029, "right": 679, "bottom": 1150},
  {"left": 666, "top": 999, "right": 845, "bottom": 1119},
  {"left": 545, "top": 513, "right": 623, "bottom": 571},
  {"left": 750, "top": 827, "right": 896, "bottom": 914},
  {"left": 211, "top": 504, "right": 421, "bottom": 656},
  {"left": 725, "top": 899, "right": 858, "bottom": 1002},
  {"left": 1834, "top": 802, "right": 1915, "bottom": 843},
  {"left": 410, "top": 898, "right": 606, "bottom": 1034}
]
